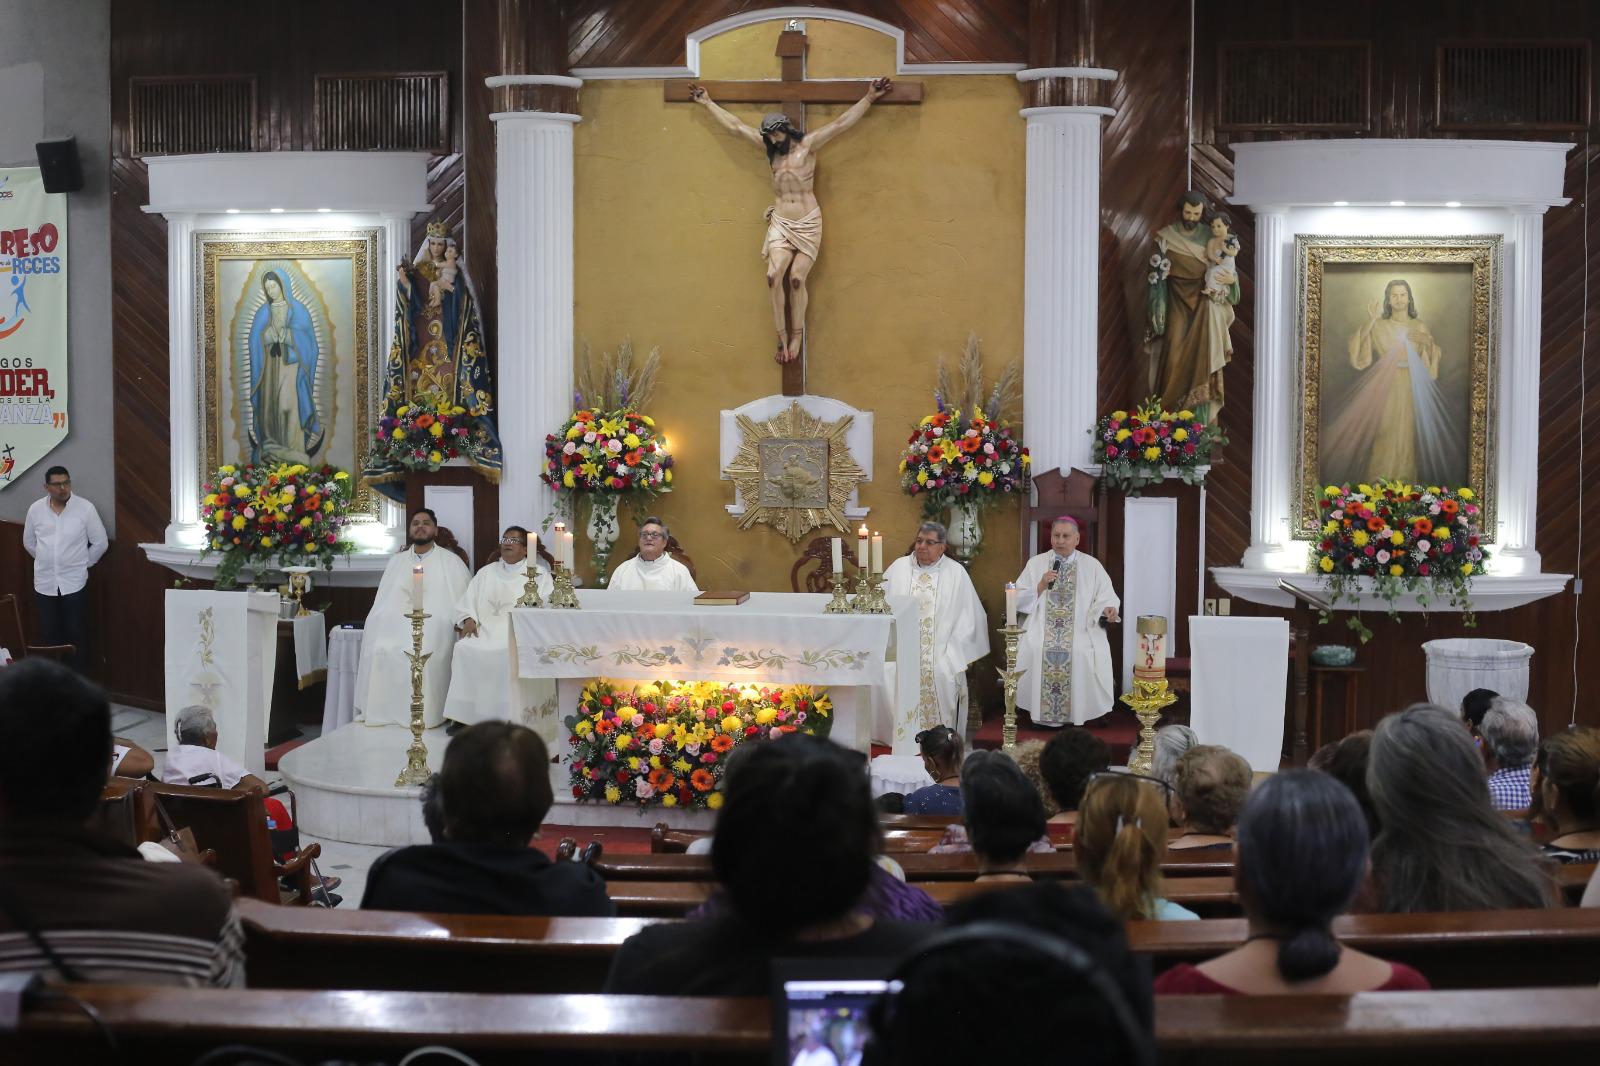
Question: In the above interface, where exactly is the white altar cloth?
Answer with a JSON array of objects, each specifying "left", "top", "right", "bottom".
[
  {"left": 510, "top": 590, "right": 918, "bottom": 755},
  {"left": 1188, "top": 615, "right": 1290, "bottom": 772},
  {"left": 163, "top": 589, "right": 279, "bottom": 775}
]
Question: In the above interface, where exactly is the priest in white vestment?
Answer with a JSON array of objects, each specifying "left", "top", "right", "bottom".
[
  {"left": 355, "top": 508, "right": 471, "bottom": 728},
  {"left": 879, "top": 522, "right": 990, "bottom": 742},
  {"left": 444, "top": 525, "right": 555, "bottom": 731},
  {"left": 607, "top": 516, "right": 700, "bottom": 592},
  {"left": 1014, "top": 516, "right": 1120, "bottom": 727}
]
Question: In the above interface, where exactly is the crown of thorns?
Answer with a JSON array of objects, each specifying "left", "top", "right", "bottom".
[{"left": 760, "top": 113, "right": 801, "bottom": 135}]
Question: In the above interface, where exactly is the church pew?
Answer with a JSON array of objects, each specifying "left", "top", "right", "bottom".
[
  {"left": 650, "top": 823, "right": 946, "bottom": 854},
  {"left": 591, "top": 847, "right": 1235, "bottom": 882},
  {"left": 16, "top": 985, "right": 1600, "bottom": 1064},
  {"left": 238, "top": 898, "right": 662, "bottom": 994}
]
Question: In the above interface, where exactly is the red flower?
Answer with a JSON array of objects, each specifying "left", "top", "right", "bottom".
[
  {"left": 1419, "top": 563, "right": 1431, "bottom": 576},
  {"left": 601, "top": 695, "right": 613, "bottom": 706},
  {"left": 1105, "top": 446, "right": 1119, "bottom": 458},
  {"left": 745, "top": 726, "right": 760, "bottom": 736},
  {"left": 616, "top": 771, "right": 630, "bottom": 783},
  {"left": 721, "top": 700, "right": 735, "bottom": 712},
  {"left": 572, "top": 786, "right": 583, "bottom": 798}
]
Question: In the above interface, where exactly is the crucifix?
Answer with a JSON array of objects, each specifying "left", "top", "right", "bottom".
[{"left": 667, "top": 21, "right": 922, "bottom": 397}]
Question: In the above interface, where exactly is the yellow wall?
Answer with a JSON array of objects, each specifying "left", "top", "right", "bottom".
[{"left": 573, "top": 19, "right": 1026, "bottom": 631}]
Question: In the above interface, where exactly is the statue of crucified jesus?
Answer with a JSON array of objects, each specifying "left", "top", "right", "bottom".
[{"left": 689, "top": 77, "right": 892, "bottom": 363}]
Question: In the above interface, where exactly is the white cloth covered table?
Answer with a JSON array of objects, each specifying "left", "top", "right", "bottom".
[
  {"left": 321, "top": 627, "right": 364, "bottom": 734},
  {"left": 1188, "top": 615, "right": 1290, "bottom": 772},
  {"left": 163, "top": 589, "right": 279, "bottom": 775},
  {"left": 292, "top": 612, "right": 328, "bottom": 687},
  {"left": 510, "top": 590, "right": 918, "bottom": 756}
]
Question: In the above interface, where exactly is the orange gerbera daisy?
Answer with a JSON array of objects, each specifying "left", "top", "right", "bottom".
[
  {"left": 710, "top": 734, "right": 735, "bottom": 753},
  {"left": 1366, "top": 517, "right": 1385, "bottom": 532},
  {"left": 415, "top": 413, "right": 436, "bottom": 429},
  {"left": 594, "top": 717, "right": 616, "bottom": 735},
  {"left": 1440, "top": 499, "right": 1460, "bottom": 516},
  {"left": 647, "top": 768, "right": 676, "bottom": 791},
  {"left": 1411, "top": 517, "right": 1434, "bottom": 536},
  {"left": 690, "top": 769, "right": 716, "bottom": 792},
  {"left": 959, "top": 436, "right": 982, "bottom": 454},
  {"left": 927, "top": 444, "right": 946, "bottom": 463}
]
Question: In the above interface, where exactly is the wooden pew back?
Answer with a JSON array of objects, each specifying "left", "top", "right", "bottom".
[{"left": 593, "top": 848, "right": 1235, "bottom": 882}]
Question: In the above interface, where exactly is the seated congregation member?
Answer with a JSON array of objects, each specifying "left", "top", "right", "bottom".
[
  {"left": 356, "top": 508, "right": 471, "bottom": 728},
  {"left": 1168, "top": 744, "right": 1252, "bottom": 850},
  {"left": 443, "top": 525, "right": 554, "bottom": 733},
  {"left": 1310, "top": 730, "right": 1379, "bottom": 839},
  {"left": 1367, "top": 704, "right": 1555, "bottom": 913},
  {"left": 605, "top": 734, "right": 935, "bottom": 995},
  {"left": 1154, "top": 770, "right": 1429, "bottom": 995},
  {"left": 1011, "top": 739, "right": 1058, "bottom": 818},
  {"left": 1075, "top": 772, "right": 1198, "bottom": 921},
  {"left": 870, "top": 882, "right": 1155, "bottom": 1066},
  {"left": 1529, "top": 727, "right": 1600, "bottom": 864},
  {"left": 1039, "top": 726, "right": 1110, "bottom": 833},
  {"left": 162, "top": 704, "right": 268, "bottom": 794},
  {"left": 1480, "top": 698, "right": 1539, "bottom": 811},
  {"left": 361, "top": 722, "right": 614, "bottom": 916},
  {"left": 902, "top": 725, "right": 963, "bottom": 815},
  {"left": 1133, "top": 722, "right": 1198, "bottom": 784},
  {"left": 940, "top": 750, "right": 1051, "bottom": 881},
  {"left": 0, "top": 661, "right": 243, "bottom": 987},
  {"left": 1461, "top": 687, "right": 1499, "bottom": 737},
  {"left": 608, "top": 515, "right": 699, "bottom": 591}
]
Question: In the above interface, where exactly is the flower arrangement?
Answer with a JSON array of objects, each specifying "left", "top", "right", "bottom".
[
  {"left": 366, "top": 395, "right": 485, "bottom": 474},
  {"left": 900, "top": 335, "right": 1029, "bottom": 517},
  {"left": 1311, "top": 480, "right": 1490, "bottom": 638},
  {"left": 566, "top": 679, "right": 833, "bottom": 810},
  {"left": 200, "top": 462, "right": 355, "bottom": 589},
  {"left": 1091, "top": 397, "right": 1225, "bottom": 495}
]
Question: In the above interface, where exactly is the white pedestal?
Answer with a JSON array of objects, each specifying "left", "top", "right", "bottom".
[
  {"left": 1188, "top": 615, "right": 1290, "bottom": 773},
  {"left": 163, "top": 589, "right": 280, "bottom": 774}
]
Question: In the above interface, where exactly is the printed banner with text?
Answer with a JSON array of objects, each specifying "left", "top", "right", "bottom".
[{"left": 0, "top": 166, "right": 66, "bottom": 488}]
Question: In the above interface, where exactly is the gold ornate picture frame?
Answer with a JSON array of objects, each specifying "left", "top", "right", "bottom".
[
  {"left": 723, "top": 401, "right": 866, "bottom": 542},
  {"left": 1292, "top": 235, "right": 1500, "bottom": 539},
  {"left": 195, "top": 230, "right": 383, "bottom": 521}
]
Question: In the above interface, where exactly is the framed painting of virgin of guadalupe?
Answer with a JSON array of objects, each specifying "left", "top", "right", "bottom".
[{"left": 1291, "top": 236, "right": 1500, "bottom": 539}]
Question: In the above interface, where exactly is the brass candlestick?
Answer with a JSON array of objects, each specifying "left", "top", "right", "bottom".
[
  {"left": 824, "top": 570, "right": 852, "bottom": 613},
  {"left": 516, "top": 562, "right": 544, "bottom": 608},
  {"left": 1124, "top": 616, "right": 1177, "bottom": 775},
  {"left": 548, "top": 561, "right": 581, "bottom": 609},
  {"left": 394, "top": 608, "right": 433, "bottom": 787},
  {"left": 856, "top": 571, "right": 891, "bottom": 614},
  {"left": 997, "top": 622, "right": 1025, "bottom": 752}
]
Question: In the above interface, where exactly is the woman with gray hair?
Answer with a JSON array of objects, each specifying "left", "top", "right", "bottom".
[
  {"left": 1367, "top": 704, "right": 1555, "bottom": 913},
  {"left": 1480, "top": 698, "right": 1539, "bottom": 810},
  {"left": 1128, "top": 723, "right": 1199, "bottom": 784}
]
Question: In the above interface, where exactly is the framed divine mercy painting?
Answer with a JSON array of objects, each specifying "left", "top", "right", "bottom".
[
  {"left": 1292, "top": 235, "right": 1500, "bottom": 539},
  {"left": 195, "top": 229, "right": 384, "bottom": 520}
]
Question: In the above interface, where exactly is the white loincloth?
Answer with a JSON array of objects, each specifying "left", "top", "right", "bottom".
[{"left": 761, "top": 206, "right": 822, "bottom": 262}]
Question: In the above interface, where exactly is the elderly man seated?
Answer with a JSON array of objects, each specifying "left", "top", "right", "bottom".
[
  {"left": 444, "top": 525, "right": 555, "bottom": 735},
  {"left": 608, "top": 515, "right": 700, "bottom": 591},
  {"left": 1481, "top": 697, "right": 1539, "bottom": 810},
  {"left": 0, "top": 660, "right": 244, "bottom": 986},
  {"left": 162, "top": 705, "right": 269, "bottom": 794}
]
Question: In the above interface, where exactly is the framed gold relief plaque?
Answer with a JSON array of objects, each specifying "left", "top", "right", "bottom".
[{"left": 723, "top": 401, "right": 865, "bottom": 542}]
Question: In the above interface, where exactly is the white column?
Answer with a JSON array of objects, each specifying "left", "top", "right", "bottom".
[
  {"left": 162, "top": 213, "right": 204, "bottom": 548},
  {"left": 1019, "top": 103, "right": 1112, "bottom": 475},
  {"left": 1494, "top": 207, "right": 1547, "bottom": 574},
  {"left": 1242, "top": 207, "right": 1293, "bottom": 569},
  {"left": 491, "top": 94, "right": 581, "bottom": 531}
]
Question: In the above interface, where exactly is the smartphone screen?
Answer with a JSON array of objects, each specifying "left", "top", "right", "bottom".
[{"left": 774, "top": 977, "right": 895, "bottom": 1066}]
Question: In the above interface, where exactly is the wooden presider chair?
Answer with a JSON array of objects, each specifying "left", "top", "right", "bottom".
[
  {"left": 1019, "top": 468, "right": 1107, "bottom": 560},
  {"left": 0, "top": 592, "right": 76, "bottom": 663}
]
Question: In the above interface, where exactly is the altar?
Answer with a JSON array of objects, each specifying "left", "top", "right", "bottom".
[{"left": 510, "top": 590, "right": 920, "bottom": 785}]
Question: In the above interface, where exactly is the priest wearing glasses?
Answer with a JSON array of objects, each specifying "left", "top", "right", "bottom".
[{"left": 607, "top": 516, "right": 700, "bottom": 592}]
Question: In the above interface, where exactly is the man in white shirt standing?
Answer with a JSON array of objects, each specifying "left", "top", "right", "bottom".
[
  {"left": 21, "top": 466, "right": 107, "bottom": 673},
  {"left": 607, "top": 516, "right": 700, "bottom": 592}
]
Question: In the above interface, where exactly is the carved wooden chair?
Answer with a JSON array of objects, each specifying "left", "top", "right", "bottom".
[
  {"left": 790, "top": 535, "right": 863, "bottom": 593},
  {"left": 0, "top": 592, "right": 75, "bottom": 663},
  {"left": 1019, "top": 468, "right": 1107, "bottom": 561},
  {"left": 481, "top": 538, "right": 558, "bottom": 571},
  {"left": 432, "top": 526, "right": 472, "bottom": 569}
]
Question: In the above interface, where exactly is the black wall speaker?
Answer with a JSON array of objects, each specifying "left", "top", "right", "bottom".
[{"left": 35, "top": 137, "right": 83, "bottom": 194}]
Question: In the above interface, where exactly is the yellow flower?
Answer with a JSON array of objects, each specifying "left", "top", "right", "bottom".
[
  {"left": 231, "top": 516, "right": 246, "bottom": 531},
  {"left": 211, "top": 539, "right": 223, "bottom": 549},
  {"left": 397, "top": 406, "right": 410, "bottom": 416},
  {"left": 721, "top": 716, "right": 742, "bottom": 733},
  {"left": 1391, "top": 532, "right": 1405, "bottom": 546},
  {"left": 334, "top": 471, "right": 349, "bottom": 481},
  {"left": 1463, "top": 562, "right": 1475, "bottom": 574},
  {"left": 977, "top": 471, "right": 994, "bottom": 486},
  {"left": 259, "top": 537, "right": 272, "bottom": 548},
  {"left": 1177, "top": 410, "right": 1195, "bottom": 420},
  {"left": 662, "top": 794, "right": 678, "bottom": 808},
  {"left": 614, "top": 733, "right": 632, "bottom": 750},
  {"left": 1390, "top": 564, "right": 1404, "bottom": 576},
  {"left": 706, "top": 791, "right": 724, "bottom": 810},
  {"left": 597, "top": 417, "right": 623, "bottom": 436},
  {"left": 563, "top": 471, "right": 576, "bottom": 488},
  {"left": 579, "top": 461, "right": 600, "bottom": 479},
  {"left": 649, "top": 755, "right": 662, "bottom": 769},
  {"left": 1323, "top": 521, "right": 1339, "bottom": 535},
  {"left": 566, "top": 424, "right": 584, "bottom": 441},
  {"left": 639, "top": 415, "right": 655, "bottom": 427},
  {"left": 1142, "top": 446, "right": 1160, "bottom": 461},
  {"left": 1319, "top": 556, "right": 1334, "bottom": 572},
  {"left": 203, "top": 493, "right": 219, "bottom": 506},
  {"left": 233, "top": 485, "right": 251, "bottom": 498},
  {"left": 604, "top": 785, "right": 621, "bottom": 804},
  {"left": 301, "top": 517, "right": 313, "bottom": 528},
  {"left": 451, "top": 406, "right": 466, "bottom": 416},
  {"left": 916, "top": 470, "right": 929, "bottom": 485},
  {"left": 574, "top": 720, "right": 593, "bottom": 736},
  {"left": 429, "top": 450, "right": 443, "bottom": 463},
  {"left": 672, "top": 758, "right": 691, "bottom": 774},
  {"left": 392, "top": 429, "right": 406, "bottom": 441},
  {"left": 1459, "top": 488, "right": 1476, "bottom": 500},
  {"left": 1352, "top": 530, "right": 1369, "bottom": 547},
  {"left": 219, "top": 465, "right": 236, "bottom": 474},
  {"left": 1172, "top": 428, "right": 1189, "bottom": 442},
  {"left": 303, "top": 543, "right": 316, "bottom": 552},
  {"left": 1325, "top": 486, "right": 1342, "bottom": 497},
  {"left": 1357, "top": 484, "right": 1374, "bottom": 497},
  {"left": 323, "top": 501, "right": 334, "bottom": 512},
  {"left": 429, "top": 422, "right": 445, "bottom": 438},
  {"left": 1114, "top": 428, "right": 1132, "bottom": 442},
  {"left": 1111, "top": 410, "right": 1128, "bottom": 421},
  {"left": 624, "top": 433, "right": 641, "bottom": 448},
  {"left": 628, "top": 756, "right": 641, "bottom": 770},
  {"left": 755, "top": 707, "right": 777, "bottom": 726},
  {"left": 1020, "top": 454, "right": 1030, "bottom": 467},
  {"left": 664, "top": 469, "right": 674, "bottom": 482}
]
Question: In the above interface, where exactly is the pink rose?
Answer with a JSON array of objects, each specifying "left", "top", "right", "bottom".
[
  {"left": 700, "top": 752, "right": 717, "bottom": 764},
  {"left": 630, "top": 713, "right": 645, "bottom": 729},
  {"left": 648, "top": 738, "right": 664, "bottom": 755}
]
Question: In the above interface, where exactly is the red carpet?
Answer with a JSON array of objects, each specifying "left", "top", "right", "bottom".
[{"left": 973, "top": 704, "right": 1143, "bottom": 762}]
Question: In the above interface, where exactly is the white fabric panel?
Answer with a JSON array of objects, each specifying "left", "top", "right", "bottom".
[
  {"left": 424, "top": 483, "right": 476, "bottom": 566},
  {"left": 163, "top": 590, "right": 279, "bottom": 774},
  {"left": 1188, "top": 616, "right": 1290, "bottom": 773},
  {"left": 321, "top": 627, "right": 363, "bottom": 734},
  {"left": 1121, "top": 497, "right": 1178, "bottom": 691},
  {"left": 292, "top": 611, "right": 328, "bottom": 684}
]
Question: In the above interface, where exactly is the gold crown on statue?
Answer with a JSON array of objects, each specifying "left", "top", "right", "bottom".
[{"left": 425, "top": 221, "right": 449, "bottom": 239}]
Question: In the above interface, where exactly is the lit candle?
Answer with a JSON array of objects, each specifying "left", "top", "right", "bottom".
[
  {"left": 528, "top": 530, "right": 538, "bottom": 566},
  {"left": 871, "top": 532, "right": 883, "bottom": 574},
  {"left": 562, "top": 531, "right": 575, "bottom": 570},
  {"left": 411, "top": 565, "right": 424, "bottom": 613},
  {"left": 1005, "top": 582, "right": 1018, "bottom": 627},
  {"left": 831, "top": 537, "right": 843, "bottom": 574},
  {"left": 857, "top": 525, "right": 868, "bottom": 569}
]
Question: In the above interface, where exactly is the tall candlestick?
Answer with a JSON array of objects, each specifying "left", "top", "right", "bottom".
[
  {"left": 871, "top": 532, "right": 883, "bottom": 574},
  {"left": 410, "top": 565, "right": 424, "bottom": 613},
  {"left": 1005, "top": 582, "right": 1018, "bottom": 627},
  {"left": 857, "top": 525, "right": 868, "bottom": 569},
  {"left": 831, "top": 537, "right": 843, "bottom": 574}
]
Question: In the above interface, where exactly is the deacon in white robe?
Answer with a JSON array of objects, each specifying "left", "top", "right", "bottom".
[
  {"left": 1014, "top": 516, "right": 1120, "bottom": 726},
  {"left": 879, "top": 522, "right": 990, "bottom": 743},
  {"left": 444, "top": 526, "right": 556, "bottom": 730},
  {"left": 355, "top": 508, "right": 471, "bottom": 728},
  {"left": 607, "top": 516, "right": 700, "bottom": 592}
]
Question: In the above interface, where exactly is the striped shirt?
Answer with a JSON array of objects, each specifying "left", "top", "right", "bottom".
[{"left": 0, "top": 824, "right": 244, "bottom": 988}]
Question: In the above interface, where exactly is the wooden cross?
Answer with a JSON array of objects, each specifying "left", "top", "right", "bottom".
[{"left": 666, "top": 23, "right": 922, "bottom": 396}]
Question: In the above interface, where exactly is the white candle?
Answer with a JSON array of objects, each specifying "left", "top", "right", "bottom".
[
  {"left": 831, "top": 537, "right": 843, "bottom": 574},
  {"left": 562, "top": 531, "right": 575, "bottom": 570},
  {"left": 411, "top": 565, "right": 424, "bottom": 613},
  {"left": 1005, "top": 582, "right": 1018, "bottom": 626},
  {"left": 871, "top": 532, "right": 883, "bottom": 574},
  {"left": 857, "top": 525, "right": 869, "bottom": 569},
  {"left": 528, "top": 530, "right": 538, "bottom": 566}
]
